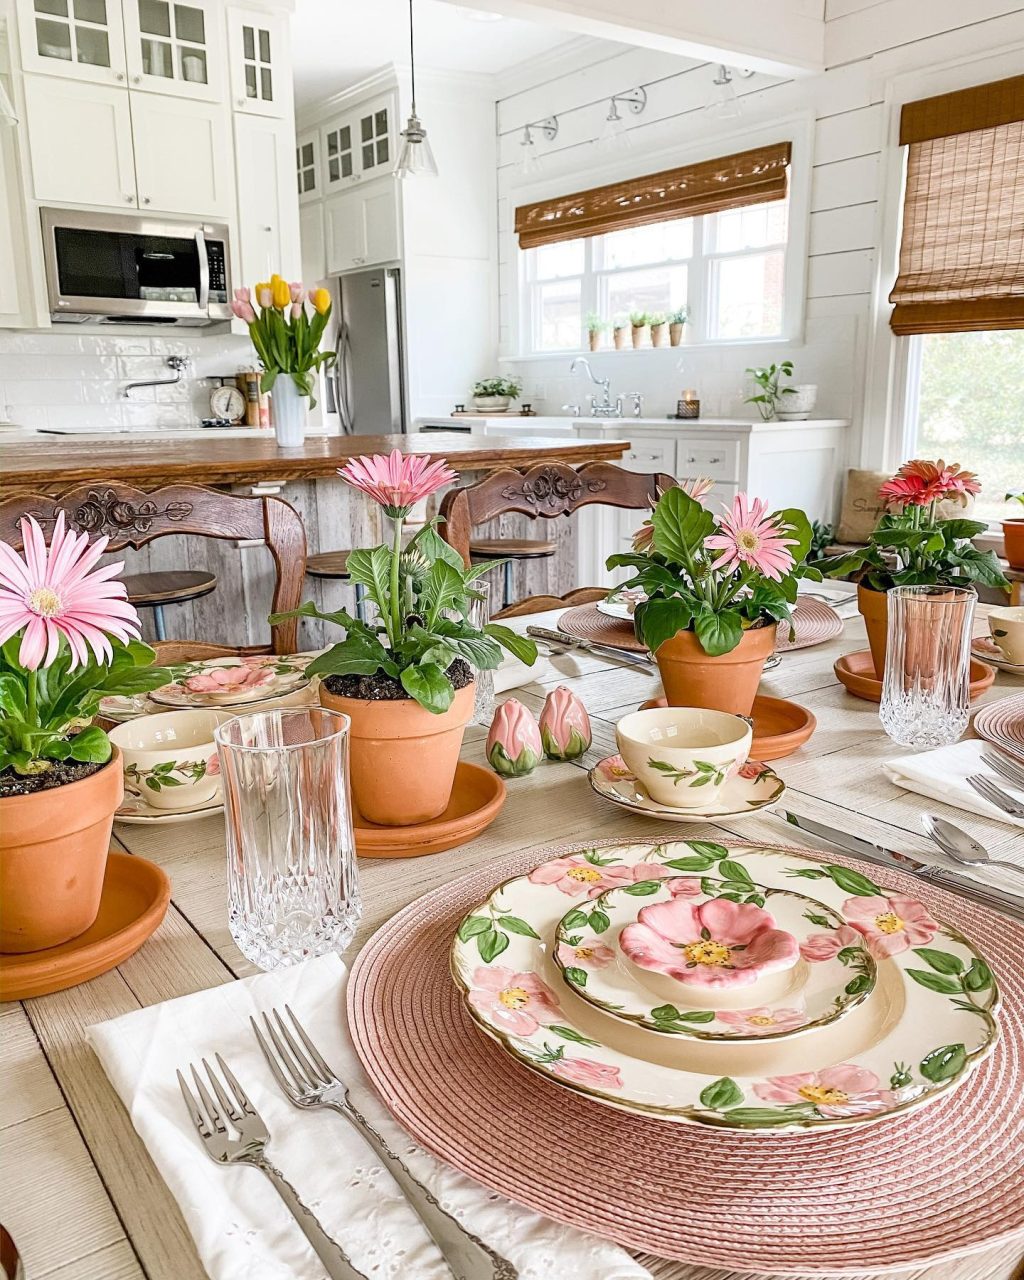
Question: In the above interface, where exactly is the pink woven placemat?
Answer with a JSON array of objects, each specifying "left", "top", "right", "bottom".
[
  {"left": 558, "top": 604, "right": 649, "bottom": 652},
  {"left": 348, "top": 841, "right": 1024, "bottom": 1275},
  {"left": 775, "top": 597, "right": 844, "bottom": 653},
  {"left": 974, "top": 692, "right": 1024, "bottom": 761}
]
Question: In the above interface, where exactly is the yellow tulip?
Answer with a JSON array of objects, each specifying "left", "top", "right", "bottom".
[
  {"left": 271, "top": 277, "right": 291, "bottom": 310},
  {"left": 310, "top": 287, "right": 331, "bottom": 316}
]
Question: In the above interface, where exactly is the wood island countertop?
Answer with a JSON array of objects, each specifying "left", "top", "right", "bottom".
[{"left": 0, "top": 431, "right": 630, "bottom": 491}]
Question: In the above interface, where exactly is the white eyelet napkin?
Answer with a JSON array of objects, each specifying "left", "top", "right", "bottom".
[
  {"left": 493, "top": 653, "right": 553, "bottom": 694},
  {"left": 88, "top": 953, "right": 650, "bottom": 1280},
  {"left": 882, "top": 739, "right": 1024, "bottom": 831}
]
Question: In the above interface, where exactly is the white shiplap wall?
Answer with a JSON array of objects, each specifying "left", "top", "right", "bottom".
[{"left": 492, "top": 1, "right": 1024, "bottom": 466}]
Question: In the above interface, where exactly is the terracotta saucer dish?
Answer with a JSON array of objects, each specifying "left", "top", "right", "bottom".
[
  {"left": 638, "top": 694, "right": 816, "bottom": 760},
  {"left": 834, "top": 649, "right": 996, "bottom": 703},
  {"left": 589, "top": 754, "right": 785, "bottom": 822},
  {"left": 450, "top": 838, "right": 1000, "bottom": 1132},
  {"left": 0, "top": 852, "right": 171, "bottom": 1000},
  {"left": 354, "top": 761, "right": 505, "bottom": 858}
]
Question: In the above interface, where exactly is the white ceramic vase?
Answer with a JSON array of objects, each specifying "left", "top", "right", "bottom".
[{"left": 271, "top": 375, "right": 308, "bottom": 447}]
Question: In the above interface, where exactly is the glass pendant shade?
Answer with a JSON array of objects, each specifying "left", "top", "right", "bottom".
[
  {"left": 396, "top": 113, "right": 437, "bottom": 179},
  {"left": 707, "top": 66, "right": 741, "bottom": 120}
]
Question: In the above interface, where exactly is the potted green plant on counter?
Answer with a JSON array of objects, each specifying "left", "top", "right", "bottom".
[
  {"left": 609, "top": 480, "right": 816, "bottom": 715},
  {"left": 0, "top": 514, "right": 170, "bottom": 952},
  {"left": 275, "top": 450, "right": 536, "bottom": 828},
  {"left": 585, "top": 312, "right": 607, "bottom": 352},
  {"left": 1004, "top": 491, "right": 1024, "bottom": 569},
  {"left": 745, "top": 360, "right": 796, "bottom": 421},
  {"left": 629, "top": 311, "right": 649, "bottom": 349},
  {"left": 472, "top": 377, "right": 523, "bottom": 413},
  {"left": 668, "top": 306, "right": 688, "bottom": 347},
  {"left": 813, "top": 460, "right": 1009, "bottom": 678}
]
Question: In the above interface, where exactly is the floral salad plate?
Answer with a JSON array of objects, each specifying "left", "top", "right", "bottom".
[
  {"left": 114, "top": 789, "right": 223, "bottom": 825},
  {"left": 589, "top": 754, "right": 785, "bottom": 822},
  {"left": 450, "top": 840, "right": 1000, "bottom": 1132},
  {"left": 553, "top": 880, "right": 876, "bottom": 1042},
  {"left": 148, "top": 655, "right": 311, "bottom": 708}
]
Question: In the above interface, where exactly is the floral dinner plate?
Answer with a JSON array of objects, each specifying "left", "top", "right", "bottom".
[
  {"left": 450, "top": 839, "right": 999, "bottom": 1132},
  {"left": 553, "top": 879, "right": 876, "bottom": 1042},
  {"left": 148, "top": 654, "right": 311, "bottom": 708},
  {"left": 589, "top": 754, "right": 785, "bottom": 821}
]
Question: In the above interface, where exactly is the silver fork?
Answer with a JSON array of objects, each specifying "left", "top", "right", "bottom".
[
  {"left": 177, "top": 1055, "right": 369, "bottom": 1280},
  {"left": 983, "top": 749, "right": 1024, "bottom": 792},
  {"left": 252, "top": 1006, "right": 517, "bottom": 1280},
  {"left": 967, "top": 773, "right": 1024, "bottom": 819}
]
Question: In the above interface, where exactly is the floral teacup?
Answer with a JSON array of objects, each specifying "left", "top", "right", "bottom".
[
  {"left": 615, "top": 707, "right": 751, "bottom": 809},
  {"left": 989, "top": 605, "right": 1024, "bottom": 665},
  {"left": 109, "top": 709, "right": 224, "bottom": 811}
]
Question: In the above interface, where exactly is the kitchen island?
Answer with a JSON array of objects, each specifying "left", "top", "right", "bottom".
[{"left": 0, "top": 430, "right": 630, "bottom": 648}]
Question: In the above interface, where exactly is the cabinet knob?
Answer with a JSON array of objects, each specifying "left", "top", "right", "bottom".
[
  {"left": 142, "top": 196, "right": 151, "bottom": 204},
  {"left": 131, "top": 75, "right": 141, "bottom": 85},
  {"left": 236, "top": 98, "right": 246, "bottom": 107},
  {"left": 263, "top": 225, "right": 272, "bottom": 232},
  {"left": 709, "top": 456, "right": 722, "bottom": 464},
  {"left": 124, "top": 194, "right": 134, "bottom": 203},
  {"left": 115, "top": 71, "right": 125, "bottom": 81}
]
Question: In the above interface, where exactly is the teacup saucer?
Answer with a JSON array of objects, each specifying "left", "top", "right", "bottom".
[
  {"left": 554, "top": 881, "right": 876, "bottom": 1041},
  {"left": 589, "top": 754, "right": 785, "bottom": 822},
  {"left": 972, "top": 637, "right": 1024, "bottom": 675},
  {"left": 114, "top": 790, "right": 223, "bottom": 825}
]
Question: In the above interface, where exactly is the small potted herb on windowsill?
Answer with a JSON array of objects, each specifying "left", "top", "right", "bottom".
[
  {"left": 612, "top": 315, "right": 628, "bottom": 351},
  {"left": 668, "top": 306, "right": 688, "bottom": 347},
  {"left": 0, "top": 515, "right": 170, "bottom": 952},
  {"left": 275, "top": 451, "right": 536, "bottom": 828},
  {"left": 648, "top": 312, "right": 668, "bottom": 348},
  {"left": 472, "top": 377, "right": 523, "bottom": 413},
  {"left": 1003, "top": 491, "right": 1024, "bottom": 569},
  {"left": 585, "top": 312, "right": 607, "bottom": 352},
  {"left": 629, "top": 311, "right": 649, "bottom": 349}
]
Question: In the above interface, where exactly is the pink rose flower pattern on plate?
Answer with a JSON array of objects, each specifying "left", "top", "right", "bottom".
[
  {"left": 754, "top": 1064, "right": 896, "bottom": 1118},
  {"left": 596, "top": 755, "right": 635, "bottom": 781},
  {"left": 183, "top": 664, "right": 276, "bottom": 694},
  {"left": 549, "top": 1057, "right": 624, "bottom": 1090},
  {"left": 716, "top": 1007, "right": 808, "bottom": 1036},
  {"left": 620, "top": 897, "right": 799, "bottom": 987},
  {"left": 529, "top": 853, "right": 670, "bottom": 899},
  {"left": 466, "top": 966, "right": 562, "bottom": 1037},
  {"left": 842, "top": 894, "right": 940, "bottom": 958},
  {"left": 555, "top": 940, "right": 615, "bottom": 970},
  {"left": 799, "top": 923, "right": 864, "bottom": 963}
]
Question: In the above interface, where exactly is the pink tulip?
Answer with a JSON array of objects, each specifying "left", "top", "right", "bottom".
[
  {"left": 257, "top": 286, "right": 273, "bottom": 308},
  {"left": 486, "top": 698, "right": 542, "bottom": 777},
  {"left": 539, "top": 685, "right": 592, "bottom": 760},
  {"left": 291, "top": 301, "right": 302, "bottom": 320},
  {"left": 231, "top": 299, "right": 256, "bottom": 324},
  {"left": 233, "top": 287, "right": 252, "bottom": 304},
  {"left": 289, "top": 281, "right": 303, "bottom": 303}
]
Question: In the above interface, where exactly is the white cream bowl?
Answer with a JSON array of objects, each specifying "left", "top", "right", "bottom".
[
  {"left": 109, "top": 709, "right": 226, "bottom": 811},
  {"left": 615, "top": 707, "right": 752, "bottom": 809}
]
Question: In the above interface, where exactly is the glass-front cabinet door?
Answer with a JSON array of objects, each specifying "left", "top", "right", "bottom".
[
  {"left": 295, "top": 129, "right": 319, "bottom": 204},
  {"left": 122, "top": 0, "right": 222, "bottom": 100},
  {"left": 357, "top": 98, "right": 390, "bottom": 177},
  {"left": 227, "top": 7, "right": 285, "bottom": 117},
  {"left": 17, "top": 0, "right": 128, "bottom": 85},
  {"left": 322, "top": 118, "right": 354, "bottom": 191},
  {"left": 321, "top": 94, "right": 395, "bottom": 192}
]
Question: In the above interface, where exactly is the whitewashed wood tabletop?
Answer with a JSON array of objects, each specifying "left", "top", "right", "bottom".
[{"left": 2, "top": 602, "right": 1023, "bottom": 1280}]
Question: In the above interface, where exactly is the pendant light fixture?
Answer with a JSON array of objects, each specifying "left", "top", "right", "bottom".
[
  {"left": 395, "top": 0, "right": 437, "bottom": 179},
  {"left": 600, "top": 87, "right": 646, "bottom": 150}
]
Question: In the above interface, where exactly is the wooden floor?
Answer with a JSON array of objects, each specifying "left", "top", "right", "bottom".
[{"left": 2, "top": 605, "right": 1023, "bottom": 1280}]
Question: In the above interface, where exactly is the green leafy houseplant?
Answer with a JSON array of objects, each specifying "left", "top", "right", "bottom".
[
  {"left": 609, "top": 480, "right": 817, "bottom": 657},
  {"left": 472, "top": 377, "right": 523, "bottom": 400},
  {"left": 629, "top": 311, "right": 649, "bottom": 329},
  {"left": 745, "top": 360, "right": 796, "bottom": 422},
  {"left": 669, "top": 306, "right": 688, "bottom": 325},
  {"left": 584, "top": 311, "right": 606, "bottom": 335}
]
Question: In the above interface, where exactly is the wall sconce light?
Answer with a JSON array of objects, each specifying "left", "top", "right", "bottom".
[
  {"left": 706, "top": 65, "right": 755, "bottom": 120},
  {"left": 519, "top": 116, "right": 558, "bottom": 175},
  {"left": 601, "top": 86, "right": 647, "bottom": 149}
]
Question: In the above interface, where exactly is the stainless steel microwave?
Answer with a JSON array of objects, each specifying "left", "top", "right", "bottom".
[{"left": 40, "top": 208, "right": 232, "bottom": 326}]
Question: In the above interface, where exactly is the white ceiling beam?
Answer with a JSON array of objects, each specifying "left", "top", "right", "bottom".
[{"left": 439, "top": 0, "right": 826, "bottom": 76}]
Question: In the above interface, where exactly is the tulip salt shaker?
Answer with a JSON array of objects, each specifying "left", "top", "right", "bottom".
[
  {"left": 486, "top": 699, "right": 542, "bottom": 777},
  {"left": 540, "top": 685, "right": 592, "bottom": 761}
]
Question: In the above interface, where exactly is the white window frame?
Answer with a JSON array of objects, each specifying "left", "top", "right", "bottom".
[{"left": 501, "top": 113, "right": 814, "bottom": 362}]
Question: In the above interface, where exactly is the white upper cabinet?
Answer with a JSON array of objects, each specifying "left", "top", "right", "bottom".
[
  {"left": 131, "top": 93, "right": 232, "bottom": 214},
  {"left": 227, "top": 6, "right": 285, "bottom": 116},
  {"left": 324, "top": 180, "right": 398, "bottom": 274},
  {"left": 16, "top": 0, "right": 127, "bottom": 85},
  {"left": 23, "top": 74, "right": 138, "bottom": 206},
  {"left": 320, "top": 91, "right": 394, "bottom": 194},
  {"left": 121, "top": 0, "right": 223, "bottom": 100},
  {"left": 234, "top": 111, "right": 299, "bottom": 283}
]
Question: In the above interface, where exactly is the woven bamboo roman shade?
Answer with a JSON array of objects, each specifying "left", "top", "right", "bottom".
[
  {"left": 514, "top": 142, "right": 791, "bottom": 250},
  {"left": 889, "top": 74, "right": 1024, "bottom": 334}
]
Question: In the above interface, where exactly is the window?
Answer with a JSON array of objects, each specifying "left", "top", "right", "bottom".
[
  {"left": 520, "top": 198, "right": 788, "bottom": 353},
  {"left": 904, "top": 331, "right": 1023, "bottom": 526}
]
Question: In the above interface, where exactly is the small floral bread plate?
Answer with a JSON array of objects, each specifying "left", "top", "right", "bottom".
[
  {"left": 589, "top": 754, "right": 785, "bottom": 822},
  {"left": 971, "top": 636, "right": 1024, "bottom": 675},
  {"left": 553, "top": 880, "right": 876, "bottom": 1042},
  {"left": 114, "top": 790, "right": 223, "bottom": 825},
  {"left": 148, "top": 655, "right": 311, "bottom": 708},
  {"left": 450, "top": 839, "right": 999, "bottom": 1132}
]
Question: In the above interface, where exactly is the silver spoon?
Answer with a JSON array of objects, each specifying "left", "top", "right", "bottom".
[{"left": 922, "top": 813, "right": 1024, "bottom": 884}]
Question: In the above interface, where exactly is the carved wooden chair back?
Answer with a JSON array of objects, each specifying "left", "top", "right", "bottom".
[
  {"left": 0, "top": 482, "right": 307, "bottom": 655},
  {"left": 439, "top": 461, "right": 676, "bottom": 566},
  {"left": 493, "top": 587, "right": 608, "bottom": 620}
]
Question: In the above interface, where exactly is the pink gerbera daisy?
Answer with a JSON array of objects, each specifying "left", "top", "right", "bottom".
[
  {"left": 339, "top": 449, "right": 457, "bottom": 516},
  {"left": 704, "top": 493, "right": 798, "bottom": 582},
  {"left": 0, "top": 513, "right": 141, "bottom": 670}
]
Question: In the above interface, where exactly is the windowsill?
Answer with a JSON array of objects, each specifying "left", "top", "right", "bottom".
[{"left": 500, "top": 337, "right": 797, "bottom": 364}]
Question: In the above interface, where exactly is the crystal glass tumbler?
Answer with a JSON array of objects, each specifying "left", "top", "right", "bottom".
[
  {"left": 879, "top": 585, "right": 975, "bottom": 748},
  {"left": 215, "top": 708, "right": 361, "bottom": 970},
  {"left": 468, "top": 580, "right": 495, "bottom": 726}
]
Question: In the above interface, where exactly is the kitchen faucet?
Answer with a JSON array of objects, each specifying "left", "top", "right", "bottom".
[
  {"left": 122, "top": 354, "right": 190, "bottom": 399},
  {"left": 569, "top": 356, "right": 620, "bottom": 417}
]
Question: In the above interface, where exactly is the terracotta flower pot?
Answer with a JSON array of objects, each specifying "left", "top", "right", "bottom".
[
  {"left": 631, "top": 325, "right": 645, "bottom": 349},
  {"left": 319, "top": 683, "right": 475, "bottom": 826},
  {"left": 588, "top": 331, "right": 600, "bottom": 352},
  {"left": 654, "top": 624, "right": 777, "bottom": 717},
  {"left": 669, "top": 323, "right": 684, "bottom": 347},
  {"left": 650, "top": 323, "right": 666, "bottom": 348},
  {"left": 0, "top": 749, "right": 124, "bottom": 954},
  {"left": 613, "top": 329, "right": 625, "bottom": 350},
  {"left": 1003, "top": 518, "right": 1024, "bottom": 570},
  {"left": 858, "top": 583, "right": 890, "bottom": 679}
]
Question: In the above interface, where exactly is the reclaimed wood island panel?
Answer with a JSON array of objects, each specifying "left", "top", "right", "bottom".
[{"left": 0, "top": 431, "right": 630, "bottom": 647}]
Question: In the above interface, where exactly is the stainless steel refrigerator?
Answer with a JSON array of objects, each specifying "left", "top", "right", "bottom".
[{"left": 327, "top": 267, "right": 407, "bottom": 435}]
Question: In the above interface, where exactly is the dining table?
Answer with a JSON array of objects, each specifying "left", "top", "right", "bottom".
[{"left": 2, "top": 597, "right": 1023, "bottom": 1280}]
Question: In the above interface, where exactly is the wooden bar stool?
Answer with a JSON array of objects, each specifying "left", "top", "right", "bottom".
[
  {"left": 305, "top": 549, "right": 366, "bottom": 620},
  {"left": 468, "top": 536, "right": 558, "bottom": 608},
  {"left": 122, "top": 569, "right": 218, "bottom": 642}
]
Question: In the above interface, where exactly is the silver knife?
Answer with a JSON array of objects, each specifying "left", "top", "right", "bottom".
[
  {"left": 781, "top": 809, "right": 1024, "bottom": 921},
  {"left": 525, "top": 625, "right": 655, "bottom": 670}
]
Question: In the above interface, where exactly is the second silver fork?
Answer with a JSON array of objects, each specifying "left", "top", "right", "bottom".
[{"left": 252, "top": 1006, "right": 517, "bottom": 1280}]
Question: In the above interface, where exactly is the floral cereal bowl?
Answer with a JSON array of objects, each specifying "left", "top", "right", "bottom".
[
  {"left": 109, "top": 709, "right": 224, "bottom": 811},
  {"left": 615, "top": 707, "right": 751, "bottom": 809},
  {"left": 450, "top": 839, "right": 999, "bottom": 1132}
]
